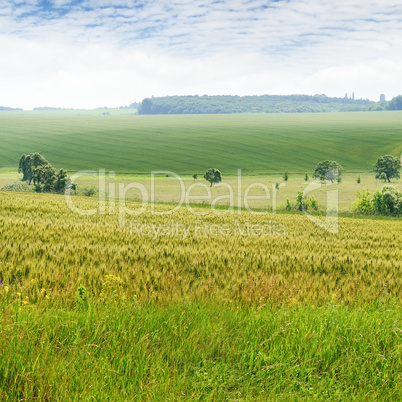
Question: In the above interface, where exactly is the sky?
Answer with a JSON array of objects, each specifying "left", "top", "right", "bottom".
[{"left": 0, "top": 0, "right": 401, "bottom": 109}]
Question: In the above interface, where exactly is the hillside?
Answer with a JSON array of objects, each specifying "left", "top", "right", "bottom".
[{"left": 0, "top": 112, "right": 401, "bottom": 174}]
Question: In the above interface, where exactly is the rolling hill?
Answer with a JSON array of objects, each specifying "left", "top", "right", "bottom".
[{"left": 0, "top": 111, "right": 401, "bottom": 175}]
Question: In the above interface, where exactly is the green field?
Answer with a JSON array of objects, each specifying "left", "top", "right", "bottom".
[
  {"left": 1, "top": 112, "right": 402, "bottom": 399},
  {"left": 1, "top": 111, "right": 401, "bottom": 174}
]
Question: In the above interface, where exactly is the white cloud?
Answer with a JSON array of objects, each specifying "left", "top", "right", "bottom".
[{"left": 0, "top": 0, "right": 402, "bottom": 108}]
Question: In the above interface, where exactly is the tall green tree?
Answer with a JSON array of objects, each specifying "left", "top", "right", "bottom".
[
  {"left": 18, "top": 153, "right": 48, "bottom": 184},
  {"left": 373, "top": 155, "right": 400, "bottom": 183},
  {"left": 203, "top": 168, "right": 222, "bottom": 187},
  {"left": 312, "top": 160, "right": 343, "bottom": 183},
  {"left": 54, "top": 169, "right": 69, "bottom": 193},
  {"left": 33, "top": 164, "right": 56, "bottom": 192}
]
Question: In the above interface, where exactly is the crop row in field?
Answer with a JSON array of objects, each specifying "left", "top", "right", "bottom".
[{"left": 0, "top": 111, "right": 401, "bottom": 174}]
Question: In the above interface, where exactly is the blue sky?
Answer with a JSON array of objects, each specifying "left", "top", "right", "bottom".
[{"left": 1, "top": 0, "right": 402, "bottom": 109}]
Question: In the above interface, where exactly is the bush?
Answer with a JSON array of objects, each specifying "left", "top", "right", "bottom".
[
  {"left": 354, "top": 189, "right": 373, "bottom": 214},
  {"left": 295, "top": 192, "right": 319, "bottom": 212},
  {"left": 355, "top": 186, "right": 402, "bottom": 215},
  {"left": 378, "top": 172, "right": 387, "bottom": 182},
  {"left": 372, "top": 186, "right": 402, "bottom": 215},
  {"left": 1, "top": 182, "right": 32, "bottom": 192},
  {"left": 296, "top": 191, "right": 304, "bottom": 211},
  {"left": 76, "top": 186, "right": 97, "bottom": 197},
  {"left": 310, "top": 197, "right": 319, "bottom": 211}
]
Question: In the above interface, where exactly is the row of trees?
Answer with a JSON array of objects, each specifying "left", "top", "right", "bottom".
[
  {"left": 197, "top": 155, "right": 400, "bottom": 188},
  {"left": 137, "top": 95, "right": 402, "bottom": 115},
  {"left": 18, "top": 153, "right": 75, "bottom": 193},
  {"left": 310, "top": 155, "right": 400, "bottom": 183},
  {"left": 138, "top": 94, "right": 373, "bottom": 115}
]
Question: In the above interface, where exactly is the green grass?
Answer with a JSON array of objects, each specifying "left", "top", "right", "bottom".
[
  {"left": 1, "top": 301, "right": 400, "bottom": 400},
  {"left": 3, "top": 171, "right": 398, "bottom": 212},
  {"left": 0, "top": 111, "right": 401, "bottom": 174}
]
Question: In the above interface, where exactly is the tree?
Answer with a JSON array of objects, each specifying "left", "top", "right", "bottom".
[
  {"left": 33, "top": 164, "right": 56, "bottom": 192},
  {"left": 312, "top": 160, "right": 343, "bottom": 183},
  {"left": 203, "top": 168, "right": 222, "bottom": 187},
  {"left": 192, "top": 174, "right": 198, "bottom": 181},
  {"left": 54, "top": 169, "right": 69, "bottom": 193},
  {"left": 387, "top": 95, "right": 402, "bottom": 110},
  {"left": 373, "top": 155, "right": 400, "bottom": 182},
  {"left": 18, "top": 153, "right": 48, "bottom": 184},
  {"left": 356, "top": 175, "right": 361, "bottom": 184},
  {"left": 18, "top": 153, "right": 75, "bottom": 193},
  {"left": 304, "top": 173, "right": 309, "bottom": 181},
  {"left": 283, "top": 172, "right": 289, "bottom": 181}
]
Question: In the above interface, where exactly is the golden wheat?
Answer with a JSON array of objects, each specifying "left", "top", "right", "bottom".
[{"left": 0, "top": 191, "right": 401, "bottom": 307}]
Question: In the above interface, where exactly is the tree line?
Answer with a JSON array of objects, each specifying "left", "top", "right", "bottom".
[
  {"left": 14, "top": 152, "right": 401, "bottom": 215},
  {"left": 136, "top": 94, "right": 401, "bottom": 115}
]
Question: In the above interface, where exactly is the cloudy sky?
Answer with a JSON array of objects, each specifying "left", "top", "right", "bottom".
[{"left": 1, "top": 0, "right": 401, "bottom": 109}]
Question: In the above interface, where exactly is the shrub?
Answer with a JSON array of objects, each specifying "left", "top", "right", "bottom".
[
  {"left": 354, "top": 189, "right": 373, "bottom": 214},
  {"left": 378, "top": 172, "right": 387, "bottom": 182},
  {"left": 76, "top": 186, "right": 97, "bottom": 197},
  {"left": 296, "top": 191, "right": 304, "bottom": 211},
  {"left": 295, "top": 192, "right": 319, "bottom": 212},
  {"left": 372, "top": 186, "right": 402, "bottom": 215},
  {"left": 1, "top": 182, "right": 32, "bottom": 192},
  {"left": 356, "top": 186, "right": 402, "bottom": 215},
  {"left": 310, "top": 197, "right": 319, "bottom": 211}
]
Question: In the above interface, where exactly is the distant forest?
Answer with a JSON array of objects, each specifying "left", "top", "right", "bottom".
[
  {"left": 137, "top": 94, "right": 388, "bottom": 115},
  {"left": 0, "top": 106, "right": 23, "bottom": 111}
]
